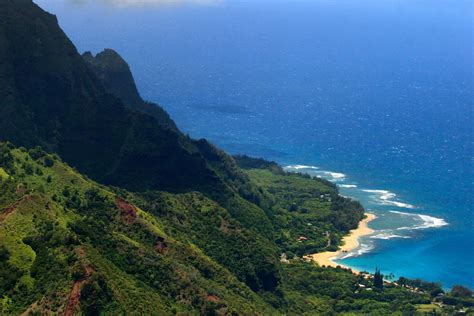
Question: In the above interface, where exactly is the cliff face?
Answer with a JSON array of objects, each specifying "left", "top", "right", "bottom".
[
  {"left": 0, "top": 0, "right": 220, "bottom": 194},
  {"left": 82, "top": 49, "right": 178, "bottom": 131},
  {"left": 82, "top": 49, "right": 143, "bottom": 108},
  {"left": 0, "top": 0, "right": 261, "bottom": 199},
  {"left": 0, "top": 2, "right": 469, "bottom": 315},
  {"left": 0, "top": 0, "right": 104, "bottom": 148},
  {"left": 0, "top": 0, "right": 280, "bottom": 295}
]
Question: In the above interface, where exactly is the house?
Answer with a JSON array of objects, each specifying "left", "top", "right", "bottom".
[{"left": 297, "top": 236, "right": 308, "bottom": 242}]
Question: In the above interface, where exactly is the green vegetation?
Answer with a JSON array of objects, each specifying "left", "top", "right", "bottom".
[
  {"left": 281, "top": 261, "right": 429, "bottom": 315},
  {"left": 0, "top": 168, "right": 9, "bottom": 181},
  {"left": 0, "top": 1, "right": 472, "bottom": 314},
  {"left": 0, "top": 144, "right": 276, "bottom": 315},
  {"left": 1, "top": 144, "right": 472, "bottom": 314},
  {"left": 241, "top": 165, "right": 364, "bottom": 257},
  {"left": 374, "top": 267, "right": 384, "bottom": 290},
  {"left": 416, "top": 303, "right": 443, "bottom": 314}
]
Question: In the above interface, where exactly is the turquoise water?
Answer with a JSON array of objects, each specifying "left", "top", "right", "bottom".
[
  {"left": 37, "top": 0, "right": 473, "bottom": 289},
  {"left": 284, "top": 165, "right": 455, "bottom": 286}
]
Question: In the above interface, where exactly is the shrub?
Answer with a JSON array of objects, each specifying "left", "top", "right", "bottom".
[
  {"left": 451, "top": 285, "right": 473, "bottom": 298},
  {"left": 28, "top": 146, "right": 46, "bottom": 160},
  {"left": 43, "top": 156, "right": 54, "bottom": 168}
]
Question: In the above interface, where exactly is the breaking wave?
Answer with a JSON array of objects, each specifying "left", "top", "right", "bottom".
[
  {"left": 339, "top": 184, "right": 358, "bottom": 188},
  {"left": 284, "top": 163, "right": 448, "bottom": 262},
  {"left": 390, "top": 211, "right": 448, "bottom": 230},
  {"left": 284, "top": 165, "right": 346, "bottom": 182},
  {"left": 318, "top": 171, "right": 346, "bottom": 181},
  {"left": 285, "top": 164, "right": 319, "bottom": 170},
  {"left": 338, "top": 243, "right": 375, "bottom": 259},
  {"left": 370, "top": 231, "right": 411, "bottom": 240},
  {"left": 362, "top": 189, "right": 416, "bottom": 209}
]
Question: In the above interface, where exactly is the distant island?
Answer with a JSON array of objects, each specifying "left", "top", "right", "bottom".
[{"left": 0, "top": 1, "right": 472, "bottom": 315}]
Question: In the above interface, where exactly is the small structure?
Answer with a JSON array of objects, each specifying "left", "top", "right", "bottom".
[{"left": 297, "top": 236, "right": 308, "bottom": 242}]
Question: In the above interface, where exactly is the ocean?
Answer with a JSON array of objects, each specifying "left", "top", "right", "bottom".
[{"left": 36, "top": 0, "right": 473, "bottom": 289}]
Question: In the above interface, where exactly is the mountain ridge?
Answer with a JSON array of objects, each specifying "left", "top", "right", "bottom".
[
  {"left": 0, "top": 0, "right": 281, "bottom": 298},
  {"left": 82, "top": 49, "right": 178, "bottom": 131},
  {"left": 0, "top": 1, "right": 471, "bottom": 315}
]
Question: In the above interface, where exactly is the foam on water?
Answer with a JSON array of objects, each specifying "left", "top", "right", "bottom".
[
  {"left": 41, "top": 0, "right": 473, "bottom": 288},
  {"left": 363, "top": 189, "right": 395, "bottom": 199},
  {"left": 326, "top": 172, "right": 346, "bottom": 181},
  {"left": 285, "top": 165, "right": 319, "bottom": 170},
  {"left": 390, "top": 211, "right": 449, "bottom": 230},
  {"left": 338, "top": 243, "right": 375, "bottom": 259},
  {"left": 284, "top": 165, "right": 346, "bottom": 182},
  {"left": 362, "top": 189, "right": 416, "bottom": 209},
  {"left": 370, "top": 231, "right": 411, "bottom": 240},
  {"left": 386, "top": 201, "right": 417, "bottom": 209},
  {"left": 313, "top": 171, "right": 346, "bottom": 182},
  {"left": 286, "top": 165, "right": 450, "bottom": 266},
  {"left": 417, "top": 214, "right": 449, "bottom": 229}
]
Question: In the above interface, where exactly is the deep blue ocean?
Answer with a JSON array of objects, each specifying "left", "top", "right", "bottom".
[{"left": 36, "top": 0, "right": 473, "bottom": 289}]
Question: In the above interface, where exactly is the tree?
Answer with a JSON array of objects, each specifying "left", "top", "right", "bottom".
[
  {"left": 451, "top": 285, "right": 472, "bottom": 298},
  {"left": 43, "top": 156, "right": 55, "bottom": 168},
  {"left": 374, "top": 267, "right": 384, "bottom": 290}
]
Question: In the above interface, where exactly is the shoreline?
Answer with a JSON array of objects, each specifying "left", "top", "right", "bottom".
[{"left": 306, "top": 213, "right": 377, "bottom": 273}]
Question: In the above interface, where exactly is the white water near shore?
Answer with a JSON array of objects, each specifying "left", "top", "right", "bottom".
[
  {"left": 306, "top": 213, "right": 377, "bottom": 272},
  {"left": 284, "top": 165, "right": 449, "bottom": 266}
]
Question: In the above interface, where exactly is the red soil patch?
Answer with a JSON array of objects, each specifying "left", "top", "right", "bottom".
[
  {"left": 0, "top": 194, "right": 34, "bottom": 222},
  {"left": 206, "top": 295, "right": 219, "bottom": 303},
  {"left": 64, "top": 279, "right": 84, "bottom": 316},
  {"left": 64, "top": 265, "right": 94, "bottom": 316},
  {"left": 115, "top": 197, "right": 137, "bottom": 224},
  {"left": 65, "top": 248, "right": 95, "bottom": 316},
  {"left": 154, "top": 237, "right": 168, "bottom": 254}
]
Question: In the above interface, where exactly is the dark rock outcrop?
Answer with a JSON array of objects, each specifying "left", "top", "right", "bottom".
[{"left": 82, "top": 49, "right": 177, "bottom": 131}]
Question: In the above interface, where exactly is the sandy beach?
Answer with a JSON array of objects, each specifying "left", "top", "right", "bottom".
[{"left": 306, "top": 213, "right": 377, "bottom": 273}]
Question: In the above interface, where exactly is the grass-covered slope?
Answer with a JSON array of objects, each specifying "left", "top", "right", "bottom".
[
  {"left": 0, "top": 143, "right": 277, "bottom": 315},
  {"left": 0, "top": 2, "right": 284, "bottom": 293},
  {"left": 1, "top": 2, "right": 472, "bottom": 315},
  {"left": 2, "top": 145, "right": 472, "bottom": 315}
]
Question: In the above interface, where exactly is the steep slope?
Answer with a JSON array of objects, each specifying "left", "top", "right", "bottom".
[
  {"left": 0, "top": 0, "right": 283, "bottom": 294},
  {"left": 82, "top": 49, "right": 143, "bottom": 109},
  {"left": 80, "top": 48, "right": 270, "bottom": 224},
  {"left": 1, "top": 144, "right": 459, "bottom": 315},
  {"left": 82, "top": 49, "right": 177, "bottom": 131},
  {"left": 0, "top": 0, "right": 218, "bottom": 194},
  {"left": 0, "top": 143, "right": 278, "bottom": 315},
  {"left": 2, "top": 1, "right": 465, "bottom": 315},
  {"left": 0, "top": 0, "right": 267, "bottom": 221},
  {"left": 81, "top": 48, "right": 268, "bottom": 209},
  {"left": 0, "top": 0, "right": 363, "bottom": 300}
]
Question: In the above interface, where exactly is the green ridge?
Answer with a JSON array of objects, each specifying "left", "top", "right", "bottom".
[{"left": 0, "top": 1, "right": 472, "bottom": 314}]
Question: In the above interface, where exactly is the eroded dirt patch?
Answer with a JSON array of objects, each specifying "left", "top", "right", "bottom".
[
  {"left": 64, "top": 249, "right": 95, "bottom": 316},
  {"left": 154, "top": 236, "right": 168, "bottom": 254},
  {"left": 115, "top": 197, "right": 137, "bottom": 224},
  {"left": 0, "top": 194, "right": 34, "bottom": 223}
]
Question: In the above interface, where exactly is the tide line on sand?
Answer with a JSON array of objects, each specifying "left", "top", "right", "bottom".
[{"left": 305, "top": 213, "right": 377, "bottom": 274}]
